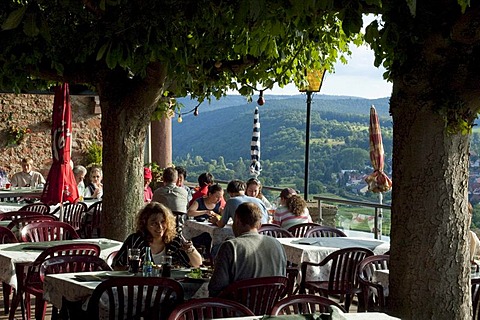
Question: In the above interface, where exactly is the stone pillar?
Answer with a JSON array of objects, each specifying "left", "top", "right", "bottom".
[
  {"left": 307, "top": 201, "right": 338, "bottom": 227},
  {"left": 150, "top": 118, "right": 172, "bottom": 168}
]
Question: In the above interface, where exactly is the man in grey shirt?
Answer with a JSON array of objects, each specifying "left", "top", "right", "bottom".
[
  {"left": 208, "top": 202, "right": 287, "bottom": 297},
  {"left": 152, "top": 167, "right": 188, "bottom": 213},
  {"left": 210, "top": 179, "right": 269, "bottom": 227}
]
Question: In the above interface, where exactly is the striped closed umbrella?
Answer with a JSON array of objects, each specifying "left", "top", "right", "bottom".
[
  {"left": 249, "top": 106, "right": 262, "bottom": 176},
  {"left": 365, "top": 105, "right": 392, "bottom": 193}
]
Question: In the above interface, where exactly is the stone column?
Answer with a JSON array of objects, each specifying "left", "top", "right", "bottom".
[{"left": 150, "top": 118, "right": 172, "bottom": 168}]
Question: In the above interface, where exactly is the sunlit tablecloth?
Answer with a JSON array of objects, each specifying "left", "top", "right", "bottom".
[
  {"left": 277, "top": 237, "right": 390, "bottom": 282},
  {"left": 44, "top": 270, "right": 209, "bottom": 310},
  {"left": 183, "top": 220, "right": 234, "bottom": 246},
  {"left": 0, "top": 238, "right": 121, "bottom": 289}
]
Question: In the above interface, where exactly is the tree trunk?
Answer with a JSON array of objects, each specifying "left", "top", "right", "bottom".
[
  {"left": 96, "top": 65, "right": 167, "bottom": 241},
  {"left": 389, "top": 90, "right": 471, "bottom": 319}
]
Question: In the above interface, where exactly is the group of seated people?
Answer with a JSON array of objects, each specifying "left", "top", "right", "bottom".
[
  {"left": 73, "top": 165, "right": 103, "bottom": 199},
  {"left": 116, "top": 167, "right": 313, "bottom": 295}
]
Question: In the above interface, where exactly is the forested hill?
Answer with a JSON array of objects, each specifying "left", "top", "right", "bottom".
[{"left": 173, "top": 95, "right": 391, "bottom": 163}]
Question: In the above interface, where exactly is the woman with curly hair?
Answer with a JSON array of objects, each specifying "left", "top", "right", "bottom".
[
  {"left": 112, "top": 202, "right": 202, "bottom": 270},
  {"left": 273, "top": 188, "right": 312, "bottom": 229}
]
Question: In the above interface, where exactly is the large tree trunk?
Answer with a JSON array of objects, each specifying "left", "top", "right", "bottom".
[
  {"left": 389, "top": 91, "right": 471, "bottom": 319},
  {"left": 96, "top": 65, "right": 167, "bottom": 241}
]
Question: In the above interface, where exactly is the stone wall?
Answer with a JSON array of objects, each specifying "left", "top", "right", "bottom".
[
  {"left": 307, "top": 201, "right": 338, "bottom": 227},
  {"left": 0, "top": 94, "right": 102, "bottom": 179}
]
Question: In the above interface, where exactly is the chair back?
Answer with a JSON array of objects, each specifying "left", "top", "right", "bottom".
[
  {"left": 0, "top": 210, "right": 45, "bottom": 221},
  {"left": 8, "top": 215, "right": 57, "bottom": 242},
  {"left": 19, "top": 203, "right": 50, "bottom": 215},
  {"left": 40, "top": 255, "right": 111, "bottom": 282},
  {"left": 86, "top": 277, "right": 184, "bottom": 320},
  {"left": 53, "top": 202, "right": 88, "bottom": 231},
  {"left": 270, "top": 294, "right": 346, "bottom": 315},
  {"left": 168, "top": 297, "right": 255, "bottom": 320},
  {"left": 357, "top": 254, "right": 390, "bottom": 312},
  {"left": 82, "top": 201, "right": 102, "bottom": 238},
  {"left": 259, "top": 225, "right": 293, "bottom": 238},
  {"left": 304, "top": 226, "right": 347, "bottom": 238},
  {"left": 472, "top": 278, "right": 480, "bottom": 320},
  {"left": 21, "top": 221, "right": 80, "bottom": 242},
  {"left": 218, "top": 276, "right": 288, "bottom": 315},
  {"left": 0, "top": 226, "right": 18, "bottom": 244},
  {"left": 287, "top": 223, "right": 322, "bottom": 237},
  {"left": 106, "top": 250, "right": 118, "bottom": 267}
]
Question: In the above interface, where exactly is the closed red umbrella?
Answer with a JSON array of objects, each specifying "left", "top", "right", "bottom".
[
  {"left": 41, "top": 83, "right": 78, "bottom": 205},
  {"left": 365, "top": 105, "right": 392, "bottom": 239}
]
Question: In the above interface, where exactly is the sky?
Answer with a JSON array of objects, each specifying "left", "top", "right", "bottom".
[{"left": 266, "top": 44, "right": 393, "bottom": 99}]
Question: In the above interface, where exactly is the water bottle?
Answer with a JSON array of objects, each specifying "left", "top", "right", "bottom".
[{"left": 142, "top": 247, "right": 153, "bottom": 277}]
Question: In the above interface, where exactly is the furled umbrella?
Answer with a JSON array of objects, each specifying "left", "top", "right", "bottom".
[
  {"left": 41, "top": 83, "right": 79, "bottom": 214},
  {"left": 249, "top": 106, "right": 262, "bottom": 177},
  {"left": 365, "top": 105, "right": 392, "bottom": 238}
]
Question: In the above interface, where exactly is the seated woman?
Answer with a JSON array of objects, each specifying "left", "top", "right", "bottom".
[
  {"left": 187, "top": 184, "right": 224, "bottom": 221},
  {"left": 112, "top": 202, "right": 203, "bottom": 269},
  {"left": 85, "top": 167, "right": 103, "bottom": 199},
  {"left": 273, "top": 188, "right": 312, "bottom": 229},
  {"left": 245, "top": 178, "right": 272, "bottom": 209}
]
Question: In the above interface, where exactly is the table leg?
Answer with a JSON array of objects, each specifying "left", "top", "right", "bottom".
[{"left": 8, "top": 263, "right": 26, "bottom": 320}]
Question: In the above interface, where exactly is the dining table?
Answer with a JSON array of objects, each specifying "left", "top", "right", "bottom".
[
  {"left": 182, "top": 219, "right": 234, "bottom": 246},
  {"left": 277, "top": 237, "right": 390, "bottom": 281},
  {"left": 43, "top": 269, "right": 210, "bottom": 313}
]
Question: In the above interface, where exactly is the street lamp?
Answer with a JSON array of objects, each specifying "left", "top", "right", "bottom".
[{"left": 298, "top": 69, "right": 326, "bottom": 201}]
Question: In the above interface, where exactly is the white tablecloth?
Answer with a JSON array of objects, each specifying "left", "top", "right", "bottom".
[
  {"left": 277, "top": 237, "right": 390, "bottom": 281},
  {"left": 182, "top": 220, "right": 234, "bottom": 246},
  {"left": 0, "top": 238, "right": 121, "bottom": 289}
]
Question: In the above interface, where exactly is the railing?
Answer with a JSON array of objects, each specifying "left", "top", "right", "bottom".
[{"left": 313, "top": 195, "right": 391, "bottom": 240}]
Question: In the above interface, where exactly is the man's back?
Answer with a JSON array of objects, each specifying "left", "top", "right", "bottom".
[
  {"left": 221, "top": 195, "right": 268, "bottom": 225},
  {"left": 152, "top": 183, "right": 188, "bottom": 213},
  {"left": 208, "top": 232, "right": 287, "bottom": 296}
]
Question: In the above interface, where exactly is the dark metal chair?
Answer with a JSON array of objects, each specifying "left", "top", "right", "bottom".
[
  {"left": 86, "top": 277, "right": 184, "bottom": 320},
  {"left": 357, "top": 254, "right": 390, "bottom": 312},
  {"left": 81, "top": 201, "right": 102, "bottom": 238},
  {"left": 259, "top": 225, "right": 293, "bottom": 238},
  {"left": 19, "top": 203, "right": 50, "bottom": 215},
  {"left": 218, "top": 276, "right": 289, "bottom": 315},
  {"left": 304, "top": 226, "right": 347, "bottom": 238},
  {"left": 21, "top": 221, "right": 80, "bottom": 242},
  {"left": 299, "top": 247, "right": 374, "bottom": 312},
  {"left": 167, "top": 297, "right": 255, "bottom": 320},
  {"left": 270, "top": 294, "right": 346, "bottom": 315},
  {"left": 287, "top": 223, "right": 322, "bottom": 237},
  {"left": 51, "top": 202, "right": 88, "bottom": 231}
]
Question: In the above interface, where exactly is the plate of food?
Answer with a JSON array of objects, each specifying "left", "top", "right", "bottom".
[{"left": 185, "top": 268, "right": 212, "bottom": 281}]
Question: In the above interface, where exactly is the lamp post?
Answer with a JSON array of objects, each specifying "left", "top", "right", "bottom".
[{"left": 299, "top": 70, "right": 326, "bottom": 201}]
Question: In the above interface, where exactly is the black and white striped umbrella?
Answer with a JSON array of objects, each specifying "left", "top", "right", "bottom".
[{"left": 249, "top": 106, "right": 262, "bottom": 176}]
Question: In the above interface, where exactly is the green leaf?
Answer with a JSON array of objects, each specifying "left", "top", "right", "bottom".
[
  {"left": 96, "top": 43, "right": 110, "bottom": 61},
  {"left": 406, "top": 0, "right": 416, "bottom": 17},
  {"left": 2, "top": 7, "right": 26, "bottom": 31},
  {"left": 23, "top": 13, "right": 39, "bottom": 37}
]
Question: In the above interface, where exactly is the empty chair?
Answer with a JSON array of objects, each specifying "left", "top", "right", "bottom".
[
  {"left": 51, "top": 202, "right": 87, "bottom": 231},
  {"left": 270, "top": 294, "right": 346, "bottom": 315},
  {"left": 7, "top": 216, "right": 57, "bottom": 242},
  {"left": 304, "top": 226, "right": 347, "bottom": 238},
  {"left": 357, "top": 254, "right": 390, "bottom": 312},
  {"left": 258, "top": 225, "right": 294, "bottom": 238},
  {"left": 287, "top": 223, "right": 322, "bottom": 237},
  {"left": 87, "top": 277, "right": 184, "bottom": 320},
  {"left": 11, "top": 243, "right": 100, "bottom": 320},
  {"left": 300, "top": 247, "right": 374, "bottom": 312},
  {"left": 19, "top": 203, "right": 50, "bottom": 215},
  {"left": 40, "top": 255, "right": 112, "bottom": 280},
  {"left": 21, "top": 221, "right": 80, "bottom": 242},
  {"left": 218, "top": 276, "right": 289, "bottom": 315},
  {"left": 168, "top": 297, "right": 255, "bottom": 320},
  {"left": 0, "top": 226, "right": 17, "bottom": 314},
  {"left": 81, "top": 200, "right": 102, "bottom": 238}
]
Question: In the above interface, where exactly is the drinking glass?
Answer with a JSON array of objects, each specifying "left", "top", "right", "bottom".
[
  {"left": 128, "top": 248, "right": 141, "bottom": 274},
  {"left": 160, "top": 255, "right": 172, "bottom": 277}
]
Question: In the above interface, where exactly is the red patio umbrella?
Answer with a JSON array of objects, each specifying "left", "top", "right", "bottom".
[
  {"left": 365, "top": 105, "right": 392, "bottom": 239},
  {"left": 41, "top": 83, "right": 78, "bottom": 205}
]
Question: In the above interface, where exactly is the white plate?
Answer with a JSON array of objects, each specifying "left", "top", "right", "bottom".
[{"left": 105, "top": 271, "right": 135, "bottom": 277}]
